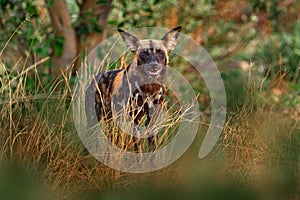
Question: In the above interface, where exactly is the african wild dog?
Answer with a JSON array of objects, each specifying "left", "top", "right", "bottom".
[{"left": 85, "top": 26, "right": 181, "bottom": 161}]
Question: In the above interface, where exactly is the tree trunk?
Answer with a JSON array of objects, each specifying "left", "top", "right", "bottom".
[
  {"left": 46, "top": 0, "right": 77, "bottom": 76},
  {"left": 46, "top": 0, "right": 112, "bottom": 76},
  {"left": 76, "top": 0, "right": 112, "bottom": 58}
]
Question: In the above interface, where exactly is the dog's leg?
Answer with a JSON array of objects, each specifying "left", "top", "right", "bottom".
[
  {"left": 147, "top": 135, "right": 158, "bottom": 152},
  {"left": 146, "top": 102, "right": 163, "bottom": 167},
  {"left": 146, "top": 103, "right": 162, "bottom": 151},
  {"left": 133, "top": 121, "right": 142, "bottom": 163},
  {"left": 146, "top": 110, "right": 158, "bottom": 166}
]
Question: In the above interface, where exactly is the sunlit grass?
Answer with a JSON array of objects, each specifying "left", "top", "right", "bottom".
[{"left": 0, "top": 56, "right": 299, "bottom": 200}]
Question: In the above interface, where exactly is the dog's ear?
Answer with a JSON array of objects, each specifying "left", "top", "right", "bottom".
[
  {"left": 161, "top": 26, "right": 181, "bottom": 51},
  {"left": 118, "top": 29, "right": 139, "bottom": 52}
]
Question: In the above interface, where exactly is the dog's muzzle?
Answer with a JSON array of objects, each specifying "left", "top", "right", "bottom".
[{"left": 147, "top": 62, "right": 162, "bottom": 77}]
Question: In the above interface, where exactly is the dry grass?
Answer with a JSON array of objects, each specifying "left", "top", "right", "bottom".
[
  {"left": 0, "top": 57, "right": 299, "bottom": 199},
  {"left": 0, "top": 62, "right": 118, "bottom": 197},
  {"left": 0, "top": 56, "right": 200, "bottom": 199},
  {"left": 219, "top": 68, "right": 300, "bottom": 199}
]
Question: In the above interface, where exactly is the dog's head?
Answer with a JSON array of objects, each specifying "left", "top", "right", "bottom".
[{"left": 118, "top": 26, "right": 181, "bottom": 79}]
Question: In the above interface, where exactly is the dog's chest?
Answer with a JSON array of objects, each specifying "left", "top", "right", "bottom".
[
  {"left": 131, "top": 84, "right": 163, "bottom": 108},
  {"left": 93, "top": 70, "right": 164, "bottom": 118}
]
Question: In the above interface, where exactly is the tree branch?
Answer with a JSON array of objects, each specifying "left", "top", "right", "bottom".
[
  {"left": 77, "top": 0, "right": 112, "bottom": 52},
  {"left": 45, "top": 0, "right": 77, "bottom": 76},
  {"left": 75, "top": 0, "right": 82, "bottom": 7}
]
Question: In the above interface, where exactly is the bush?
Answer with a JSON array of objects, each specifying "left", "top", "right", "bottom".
[{"left": 256, "top": 20, "right": 300, "bottom": 83}]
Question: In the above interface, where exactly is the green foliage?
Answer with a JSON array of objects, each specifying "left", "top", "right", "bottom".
[
  {"left": 221, "top": 69, "right": 247, "bottom": 112},
  {"left": 250, "top": 0, "right": 281, "bottom": 19},
  {"left": 0, "top": 0, "right": 53, "bottom": 75},
  {"left": 96, "top": 0, "right": 111, "bottom": 4},
  {"left": 250, "top": 0, "right": 282, "bottom": 31},
  {"left": 256, "top": 20, "right": 300, "bottom": 83},
  {"left": 208, "top": 20, "right": 257, "bottom": 60},
  {"left": 109, "top": 0, "right": 174, "bottom": 28},
  {"left": 66, "top": 0, "right": 79, "bottom": 21},
  {"left": 109, "top": 0, "right": 215, "bottom": 32},
  {"left": 53, "top": 36, "right": 65, "bottom": 57},
  {"left": 0, "top": 1, "right": 39, "bottom": 45},
  {"left": 74, "top": 9, "right": 103, "bottom": 35}
]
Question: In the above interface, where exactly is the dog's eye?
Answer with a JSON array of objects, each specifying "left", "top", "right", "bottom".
[
  {"left": 156, "top": 49, "right": 164, "bottom": 57},
  {"left": 140, "top": 50, "right": 149, "bottom": 57}
]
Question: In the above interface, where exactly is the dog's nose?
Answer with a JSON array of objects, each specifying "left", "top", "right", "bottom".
[{"left": 149, "top": 61, "right": 158, "bottom": 67}]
